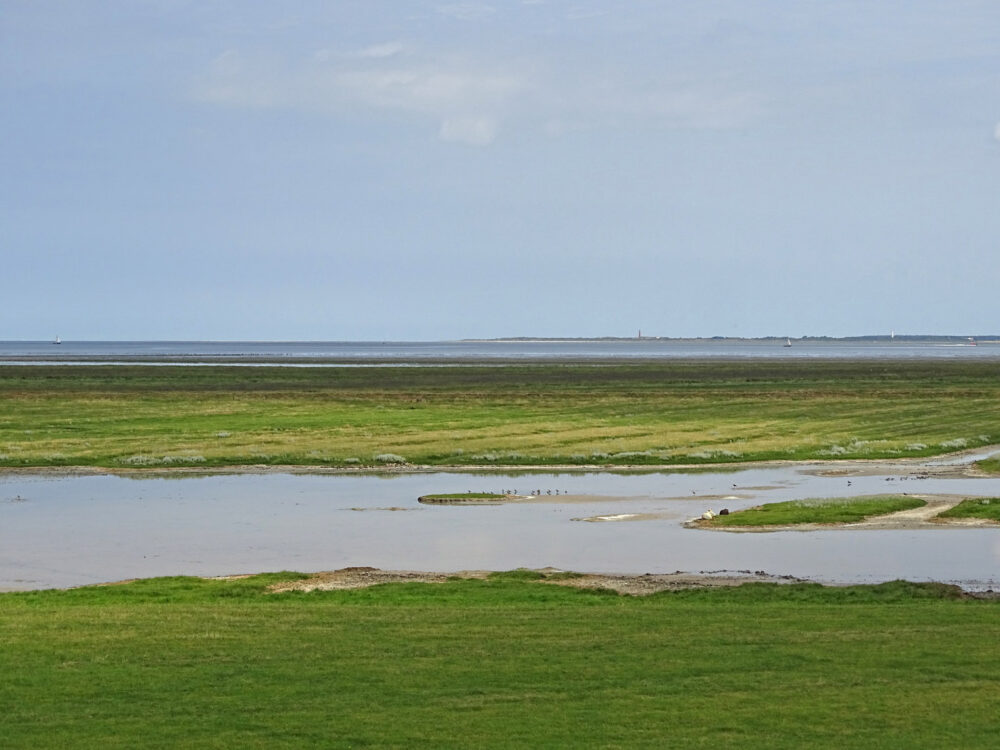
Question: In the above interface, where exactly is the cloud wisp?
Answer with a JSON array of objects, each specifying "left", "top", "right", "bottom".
[
  {"left": 190, "top": 2, "right": 996, "bottom": 147},
  {"left": 436, "top": 2, "right": 497, "bottom": 22},
  {"left": 194, "top": 46, "right": 528, "bottom": 146},
  {"left": 192, "top": 38, "right": 763, "bottom": 146}
]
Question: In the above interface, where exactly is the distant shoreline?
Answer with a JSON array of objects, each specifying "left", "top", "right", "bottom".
[
  {"left": 467, "top": 335, "right": 1000, "bottom": 343},
  {"left": 2, "top": 335, "right": 999, "bottom": 345}
]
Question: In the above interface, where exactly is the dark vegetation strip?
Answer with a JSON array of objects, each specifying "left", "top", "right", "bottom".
[{"left": 3, "top": 359, "right": 1000, "bottom": 392}]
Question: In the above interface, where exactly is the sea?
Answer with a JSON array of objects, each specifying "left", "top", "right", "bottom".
[{"left": 1, "top": 338, "right": 998, "bottom": 363}]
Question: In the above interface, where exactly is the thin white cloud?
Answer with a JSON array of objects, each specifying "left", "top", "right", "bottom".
[
  {"left": 440, "top": 116, "right": 498, "bottom": 145},
  {"left": 639, "top": 87, "right": 764, "bottom": 129},
  {"left": 437, "top": 2, "right": 496, "bottom": 21},
  {"left": 193, "top": 42, "right": 764, "bottom": 145},
  {"left": 355, "top": 42, "right": 405, "bottom": 59},
  {"left": 194, "top": 50, "right": 525, "bottom": 146},
  {"left": 330, "top": 66, "right": 524, "bottom": 116},
  {"left": 565, "top": 7, "right": 607, "bottom": 21},
  {"left": 198, "top": 50, "right": 283, "bottom": 109},
  {"left": 315, "top": 42, "right": 405, "bottom": 63}
]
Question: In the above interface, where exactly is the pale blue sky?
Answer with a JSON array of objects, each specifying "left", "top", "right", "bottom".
[{"left": 2, "top": 1, "right": 999, "bottom": 340}]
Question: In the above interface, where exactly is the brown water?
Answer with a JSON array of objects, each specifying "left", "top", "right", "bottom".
[{"left": 2, "top": 467, "right": 999, "bottom": 591}]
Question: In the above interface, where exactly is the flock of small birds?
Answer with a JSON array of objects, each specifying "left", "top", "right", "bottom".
[{"left": 478, "top": 475, "right": 934, "bottom": 499}]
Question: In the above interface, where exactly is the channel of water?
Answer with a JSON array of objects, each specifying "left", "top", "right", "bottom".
[{"left": 3, "top": 466, "right": 1000, "bottom": 591}]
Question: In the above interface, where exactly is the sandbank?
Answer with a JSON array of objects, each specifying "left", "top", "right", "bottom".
[
  {"left": 687, "top": 494, "right": 1000, "bottom": 532},
  {"left": 2, "top": 443, "right": 998, "bottom": 479}
]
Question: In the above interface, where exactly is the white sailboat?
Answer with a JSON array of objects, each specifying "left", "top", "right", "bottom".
[
  {"left": 53, "top": 335, "right": 61, "bottom": 345},
  {"left": 783, "top": 337, "right": 792, "bottom": 347}
]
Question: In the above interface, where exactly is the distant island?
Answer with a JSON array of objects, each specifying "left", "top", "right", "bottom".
[{"left": 471, "top": 335, "right": 999, "bottom": 343}]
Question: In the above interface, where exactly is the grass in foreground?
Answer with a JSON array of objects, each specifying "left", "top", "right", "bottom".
[
  {"left": 708, "top": 495, "right": 924, "bottom": 526},
  {"left": 1, "top": 361, "right": 998, "bottom": 469},
  {"left": 2, "top": 572, "right": 999, "bottom": 748},
  {"left": 936, "top": 497, "right": 1000, "bottom": 521}
]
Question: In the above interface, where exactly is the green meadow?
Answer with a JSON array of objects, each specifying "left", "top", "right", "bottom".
[
  {"left": 2, "top": 573, "right": 999, "bottom": 749},
  {"left": 1, "top": 360, "right": 999, "bottom": 469}
]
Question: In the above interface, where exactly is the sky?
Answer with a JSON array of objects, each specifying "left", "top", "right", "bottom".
[{"left": 2, "top": 1, "right": 999, "bottom": 340}]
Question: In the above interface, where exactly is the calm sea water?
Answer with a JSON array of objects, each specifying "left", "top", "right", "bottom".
[
  {"left": 1, "top": 339, "right": 998, "bottom": 362},
  {"left": 3, "top": 466, "right": 999, "bottom": 591}
]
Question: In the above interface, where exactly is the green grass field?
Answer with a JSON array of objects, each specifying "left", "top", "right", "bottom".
[
  {"left": 708, "top": 495, "right": 925, "bottom": 526},
  {"left": 2, "top": 573, "right": 999, "bottom": 749},
  {"left": 1, "top": 360, "right": 998, "bottom": 469}
]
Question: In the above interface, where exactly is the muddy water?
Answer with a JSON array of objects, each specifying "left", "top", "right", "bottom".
[{"left": 2, "top": 467, "right": 1000, "bottom": 591}]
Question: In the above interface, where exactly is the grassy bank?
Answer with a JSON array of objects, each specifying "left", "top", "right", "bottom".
[
  {"left": 707, "top": 495, "right": 924, "bottom": 526},
  {"left": 977, "top": 458, "right": 1000, "bottom": 475},
  {"left": 936, "top": 497, "right": 1000, "bottom": 521},
  {"left": 1, "top": 360, "right": 998, "bottom": 469},
  {"left": 2, "top": 573, "right": 999, "bottom": 748}
]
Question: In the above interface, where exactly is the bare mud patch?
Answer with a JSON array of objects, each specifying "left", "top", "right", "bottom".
[
  {"left": 268, "top": 567, "right": 492, "bottom": 592},
  {"left": 4, "top": 444, "right": 998, "bottom": 479},
  {"left": 572, "top": 512, "right": 668, "bottom": 523},
  {"left": 418, "top": 493, "right": 649, "bottom": 505},
  {"left": 348, "top": 506, "right": 414, "bottom": 512},
  {"left": 662, "top": 493, "right": 750, "bottom": 502}
]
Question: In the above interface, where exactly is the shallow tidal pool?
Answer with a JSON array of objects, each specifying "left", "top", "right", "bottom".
[{"left": 2, "top": 466, "right": 1000, "bottom": 590}]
